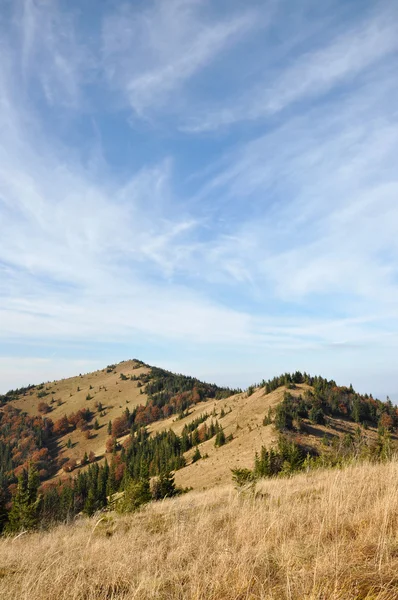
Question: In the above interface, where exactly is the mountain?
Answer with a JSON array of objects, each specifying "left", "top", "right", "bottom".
[
  {"left": 1, "top": 359, "right": 397, "bottom": 533},
  {"left": 2, "top": 360, "right": 398, "bottom": 599}
]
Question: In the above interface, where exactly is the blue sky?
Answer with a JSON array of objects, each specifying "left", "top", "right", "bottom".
[{"left": 1, "top": 0, "right": 398, "bottom": 398}]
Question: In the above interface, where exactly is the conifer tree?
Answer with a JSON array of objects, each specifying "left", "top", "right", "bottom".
[
  {"left": 192, "top": 446, "right": 201, "bottom": 463},
  {"left": 215, "top": 429, "right": 226, "bottom": 447},
  {"left": 151, "top": 469, "right": 177, "bottom": 500},
  {"left": 7, "top": 467, "right": 40, "bottom": 532}
]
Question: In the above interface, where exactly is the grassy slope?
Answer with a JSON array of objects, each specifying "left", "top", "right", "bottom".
[
  {"left": 1, "top": 459, "right": 398, "bottom": 599},
  {"left": 8, "top": 360, "right": 150, "bottom": 472},
  {"left": 8, "top": 362, "right": 384, "bottom": 489},
  {"left": 151, "top": 383, "right": 382, "bottom": 490}
]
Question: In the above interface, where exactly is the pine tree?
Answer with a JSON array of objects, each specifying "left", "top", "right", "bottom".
[
  {"left": 153, "top": 470, "right": 176, "bottom": 500},
  {"left": 192, "top": 446, "right": 201, "bottom": 463},
  {"left": 0, "top": 488, "right": 8, "bottom": 533},
  {"left": 7, "top": 467, "right": 40, "bottom": 532},
  {"left": 215, "top": 429, "right": 226, "bottom": 447},
  {"left": 118, "top": 474, "right": 151, "bottom": 513}
]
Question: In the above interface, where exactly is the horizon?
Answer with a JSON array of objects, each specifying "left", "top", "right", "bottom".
[
  {"left": 1, "top": 0, "right": 398, "bottom": 399},
  {"left": 1, "top": 356, "right": 396, "bottom": 405}
]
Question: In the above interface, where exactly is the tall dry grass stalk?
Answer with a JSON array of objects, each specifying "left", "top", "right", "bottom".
[{"left": 2, "top": 460, "right": 398, "bottom": 599}]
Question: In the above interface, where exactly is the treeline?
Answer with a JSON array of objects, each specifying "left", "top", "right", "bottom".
[
  {"left": 1, "top": 413, "right": 230, "bottom": 533},
  {"left": 232, "top": 425, "right": 395, "bottom": 488},
  {"left": 0, "top": 406, "right": 54, "bottom": 489},
  {"left": 0, "top": 384, "right": 35, "bottom": 405},
  {"left": 271, "top": 381, "right": 398, "bottom": 433},
  {"left": 131, "top": 367, "right": 239, "bottom": 426}
]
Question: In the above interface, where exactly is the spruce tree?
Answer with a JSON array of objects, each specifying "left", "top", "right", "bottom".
[
  {"left": 215, "top": 429, "right": 226, "bottom": 447},
  {"left": 192, "top": 446, "right": 201, "bottom": 463},
  {"left": 7, "top": 467, "right": 40, "bottom": 532}
]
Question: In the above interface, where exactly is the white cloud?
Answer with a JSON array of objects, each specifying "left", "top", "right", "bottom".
[
  {"left": 101, "top": 0, "right": 259, "bottom": 116},
  {"left": 1, "top": 0, "right": 398, "bottom": 394},
  {"left": 183, "top": 3, "right": 398, "bottom": 131},
  {"left": 15, "top": 0, "right": 93, "bottom": 109}
]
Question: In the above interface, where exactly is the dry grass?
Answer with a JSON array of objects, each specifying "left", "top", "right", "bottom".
[
  {"left": 2, "top": 460, "right": 398, "bottom": 599},
  {"left": 8, "top": 360, "right": 150, "bottom": 473}
]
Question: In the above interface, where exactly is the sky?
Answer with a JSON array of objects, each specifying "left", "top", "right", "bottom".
[{"left": 1, "top": 0, "right": 398, "bottom": 398}]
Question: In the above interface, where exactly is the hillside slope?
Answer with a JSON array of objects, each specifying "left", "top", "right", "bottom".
[
  {"left": 6, "top": 359, "right": 151, "bottom": 471},
  {"left": 2, "top": 361, "right": 395, "bottom": 495},
  {"left": 1, "top": 459, "right": 398, "bottom": 599}
]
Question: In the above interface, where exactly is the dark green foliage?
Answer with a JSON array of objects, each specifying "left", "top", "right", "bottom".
[
  {"left": 191, "top": 447, "right": 201, "bottom": 463},
  {"left": 231, "top": 468, "right": 254, "bottom": 487},
  {"left": 152, "top": 470, "right": 177, "bottom": 500},
  {"left": 0, "top": 488, "right": 8, "bottom": 533},
  {"left": 6, "top": 467, "right": 41, "bottom": 532},
  {"left": 263, "top": 407, "right": 272, "bottom": 426},
  {"left": 181, "top": 413, "right": 209, "bottom": 434},
  {"left": 0, "top": 384, "right": 35, "bottom": 406},
  {"left": 215, "top": 429, "right": 226, "bottom": 447},
  {"left": 125, "top": 428, "right": 186, "bottom": 479},
  {"left": 118, "top": 476, "right": 151, "bottom": 513},
  {"left": 254, "top": 437, "right": 304, "bottom": 478},
  {"left": 131, "top": 367, "right": 238, "bottom": 427},
  {"left": 309, "top": 406, "right": 325, "bottom": 424},
  {"left": 262, "top": 374, "right": 394, "bottom": 432}
]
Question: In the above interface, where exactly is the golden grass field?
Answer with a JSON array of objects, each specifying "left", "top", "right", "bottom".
[{"left": 1, "top": 459, "right": 398, "bottom": 599}]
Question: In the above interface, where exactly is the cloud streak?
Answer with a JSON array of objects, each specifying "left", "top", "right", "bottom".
[{"left": 1, "top": 0, "right": 398, "bottom": 395}]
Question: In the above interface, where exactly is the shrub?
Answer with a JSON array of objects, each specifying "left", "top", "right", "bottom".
[
  {"left": 117, "top": 479, "right": 151, "bottom": 513},
  {"left": 38, "top": 402, "right": 51, "bottom": 414},
  {"left": 231, "top": 468, "right": 254, "bottom": 488}
]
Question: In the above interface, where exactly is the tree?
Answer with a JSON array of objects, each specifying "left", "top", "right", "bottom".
[
  {"left": 54, "top": 415, "right": 69, "bottom": 436},
  {"left": 231, "top": 468, "right": 253, "bottom": 488},
  {"left": 152, "top": 470, "right": 176, "bottom": 500},
  {"left": 0, "top": 487, "right": 9, "bottom": 533},
  {"left": 63, "top": 458, "right": 77, "bottom": 473},
  {"left": 309, "top": 406, "right": 325, "bottom": 425},
  {"left": 118, "top": 477, "right": 151, "bottom": 513},
  {"left": 6, "top": 467, "right": 40, "bottom": 532},
  {"left": 380, "top": 413, "right": 394, "bottom": 432},
  {"left": 192, "top": 447, "right": 201, "bottom": 463},
  {"left": 106, "top": 436, "right": 117, "bottom": 453},
  {"left": 215, "top": 429, "right": 226, "bottom": 447}
]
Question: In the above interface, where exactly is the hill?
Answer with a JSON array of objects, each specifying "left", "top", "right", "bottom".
[
  {"left": 1, "top": 361, "right": 397, "bottom": 532},
  {"left": 1, "top": 458, "right": 398, "bottom": 599}
]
